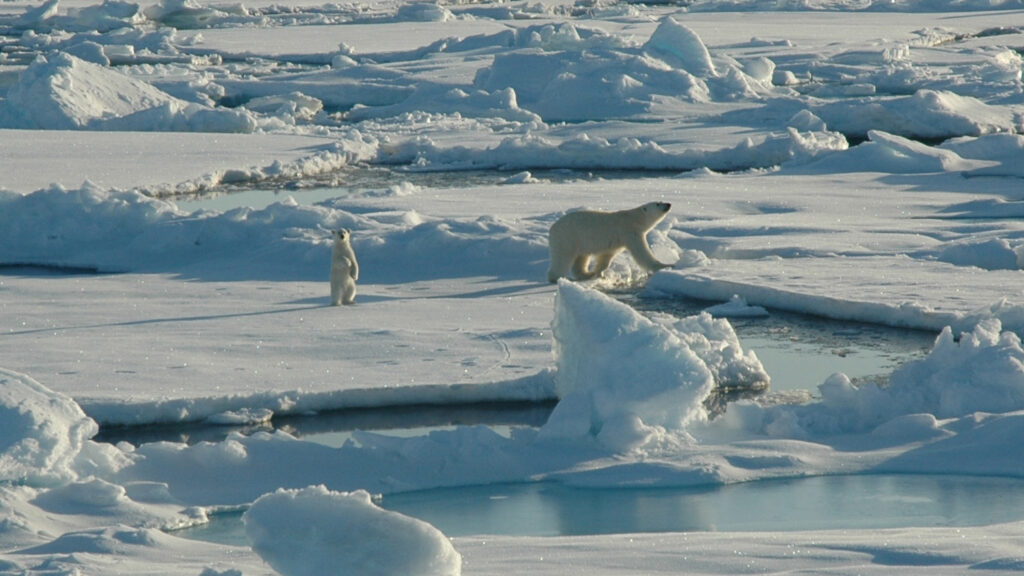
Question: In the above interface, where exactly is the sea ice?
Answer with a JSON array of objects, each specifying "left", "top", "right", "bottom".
[
  {"left": 0, "top": 53, "right": 257, "bottom": 132},
  {"left": 3, "top": 0, "right": 1024, "bottom": 573}
]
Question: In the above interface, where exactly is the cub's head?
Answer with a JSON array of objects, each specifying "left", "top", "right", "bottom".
[{"left": 332, "top": 228, "right": 351, "bottom": 243}]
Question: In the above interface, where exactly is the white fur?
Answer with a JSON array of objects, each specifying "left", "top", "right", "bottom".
[
  {"left": 330, "top": 229, "right": 359, "bottom": 305},
  {"left": 547, "top": 201, "right": 672, "bottom": 283}
]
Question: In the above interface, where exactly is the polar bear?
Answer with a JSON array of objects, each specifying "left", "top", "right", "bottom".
[
  {"left": 330, "top": 229, "right": 359, "bottom": 305},
  {"left": 547, "top": 201, "right": 672, "bottom": 283}
]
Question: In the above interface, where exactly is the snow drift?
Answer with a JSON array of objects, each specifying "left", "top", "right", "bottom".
[
  {"left": 723, "top": 318, "right": 1024, "bottom": 438},
  {"left": 244, "top": 486, "right": 462, "bottom": 576},
  {"left": 0, "top": 369, "right": 98, "bottom": 486},
  {"left": 0, "top": 53, "right": 257, "bottom": 132},
  {"left": 542, "top": 281, "right": 768, "bottom": 452}
]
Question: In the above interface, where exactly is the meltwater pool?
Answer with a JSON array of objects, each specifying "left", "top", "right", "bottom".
[{"left": 176, "top": 473, "right": 1024, "bottom": 545}]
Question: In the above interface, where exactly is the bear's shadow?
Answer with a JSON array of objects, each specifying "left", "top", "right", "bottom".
[{"left": 283, "top": 281, "right": 551, "bottom": 307}]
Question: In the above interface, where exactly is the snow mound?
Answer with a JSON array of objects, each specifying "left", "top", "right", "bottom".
[
  {"left": 0, "top": 53, "right": 256, "bottom": 132},
  {"left": 801, "top": 130, "right": 995, "bottom": 174},
  {"left": 813, "top": 89, "right": 1017, "bottom": 140},
  {"left": 29, "top": 477, "right": 166, "bottom": 527},
  {"left": 739, "top": 318, "right": 1024, "bottom": 437},
  {"left": 244, "top": 486, "right": 462, "bottom": 576},
  {"left": 932, "top": 238, "right": 1022, "bottom": 271},
  {"left": 386, "top": 128, "right": 846, "bottom": 172},
  {"left": 651, "top": 312, "right": 770, "bottom": 390},
  {"left": 345, "top": 86, "right": 539, "bottom": 123},
  {"left": 242, "top": 92, "right": 323, "bottom": 122},
  {"left": 14, "top": 0, "right": 145, "bottom": 33},
  {"left": 643, "top": 16, "right": 717, "bottom": 77},
  {"left": 143, "top": 0, "right": 237, "bottom": 29},
  {"left": 541, "top": 281, "right": 767, "bottom": 452},
  {"left": 944, "top": 133, "right": 1024, "bottom": 178},
  {"left": 18, "top": 526, "right": 160, "bottom": 556},
  {"left": 704, "top": 294, "right": 770, "bottom": 318},
  {"left": 205, "top": 408, "right": 274, "bottom": 426},
  {"left": 882, "top": 318, "right": 1024, "bottom": 419},
  {"left": 472, "top": 16, "right": 784, "bottom": 122},
  {"left": 476, "top": 50, "right": 708, "bottom": 121},
  {"left": 0, "top": 368, "right": 97, "bottom": 485},
  {"left": 394, "top": 1, "right": 454, "bottom": 22}
]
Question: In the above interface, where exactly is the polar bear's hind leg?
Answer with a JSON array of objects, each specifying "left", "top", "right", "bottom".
[
  {"left": 547, "top": 249, "right": 574, "bottom": 282},
  {"left": 571, "top": 254, "right": 597, "bottom": 280},
  {"left": 589, "top": 249, "right": 622, "bottom": 278},
  {"left": 342, "top": 282, "right": 356, "bottom": 305}
]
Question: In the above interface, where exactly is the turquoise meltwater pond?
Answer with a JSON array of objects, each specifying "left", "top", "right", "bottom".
[{"left": 175, "top": 473, "right": 1024, "bottom": 545}]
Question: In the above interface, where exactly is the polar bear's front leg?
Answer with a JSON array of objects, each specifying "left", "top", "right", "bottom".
[
  {"left": 547, "top": 250, "right": 574, "bottom": 282},
  {"left": 625, "top": 233, "right": 668, "bottom": 272}
]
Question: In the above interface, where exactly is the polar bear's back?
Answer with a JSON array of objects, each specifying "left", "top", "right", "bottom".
[{"left": 550, "top": 208, "right": 629, "bottom": 249}]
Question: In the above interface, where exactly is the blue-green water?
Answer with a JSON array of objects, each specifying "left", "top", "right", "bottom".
[{"left": 175, "top": 474, "right": 1024, "bottom": 545}]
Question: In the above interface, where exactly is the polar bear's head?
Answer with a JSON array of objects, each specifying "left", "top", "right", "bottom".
[
  {"left": 643, "top": 201, "right": 671, "bottom": 215},
  {"left": 638, "top": 201, "right": 671, "bottom": 227},
  {"left": 332, "top": 228, "right": 351, "bottom": 243}
]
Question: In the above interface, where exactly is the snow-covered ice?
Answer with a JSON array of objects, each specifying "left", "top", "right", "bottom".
[
  {"left": 2, "top": 0, "right": 1024, "bottom": 573},
  {"left": 244, "top": 486, "right": 462, "bottom": 576}
]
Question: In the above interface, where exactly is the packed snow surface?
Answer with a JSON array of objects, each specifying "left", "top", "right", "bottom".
[{"left": 2, "top": 0, "right": 1024, "bottom": 574}]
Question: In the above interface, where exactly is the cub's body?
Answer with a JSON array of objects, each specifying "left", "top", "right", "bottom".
[{"left": 330, "top": 229, "right": 359, "bottom": 305}]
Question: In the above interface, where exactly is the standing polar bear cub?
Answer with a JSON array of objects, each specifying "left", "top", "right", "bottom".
[
  {"left": 547, "top": 201, "right": 672, "bottom": 283},
  {"left": 330, "top": 229, "right": 359, "bottom": 305}
]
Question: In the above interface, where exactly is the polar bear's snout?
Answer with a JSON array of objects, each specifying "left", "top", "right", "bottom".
[{"left": 657, "top": 202, "right": 670, "bottom": 212}]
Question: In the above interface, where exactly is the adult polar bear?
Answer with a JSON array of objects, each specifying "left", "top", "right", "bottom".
[{"left": 547, "top": 201, "right": 673, "bottom": 283}]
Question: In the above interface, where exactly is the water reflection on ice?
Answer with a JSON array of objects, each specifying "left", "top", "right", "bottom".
[
  {"left": 384, "top": 474, "right": 1024, "bottom": 536},
  {"left": 175, "top": 474, "right": 1024, "bottom": 544}
]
